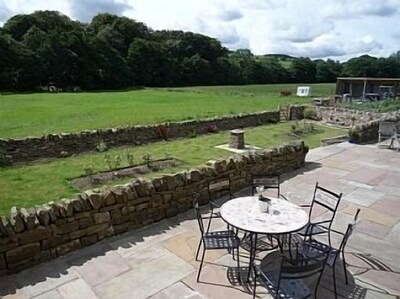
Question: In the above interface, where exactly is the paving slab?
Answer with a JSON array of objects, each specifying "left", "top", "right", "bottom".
[
  {"left": 94, "top": 250, "right": 194, "bottom": 299},
  {"left": 356, "top": 219, "right": 391, "bottom": 239},
  {"left": 342, "top": 204, "right": 398, "bottom": 227},
  {"left": 149, "top": 282, "right": 205, "bottom": 299},
  {"left": 343, "top": 188, "right": 385, "bottom": 207},
  {"left": 57, "top": 279, "right": 99, "bottom": 299},
  {"left": 182, "top": 264, "right": 258, "bottom": 299},
  {"left": 385, "top": 222, "right": 400, "bottom": 246},
  {"left": 15, "top": 259, "right": 79, "bottom": 298},
  {"left": 73, "top": 251, "right": 131, "bottom": 287}
]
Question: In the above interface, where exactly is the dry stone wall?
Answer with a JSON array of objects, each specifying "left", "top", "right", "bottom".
[
  {"left": 0, "top": 142, "right": 308, "bottom": 275},
  {"left": 0, "top": 110, "right": 279, "bottom": 166}
]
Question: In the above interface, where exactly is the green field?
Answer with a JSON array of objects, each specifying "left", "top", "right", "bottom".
[
  {"left": 0, "top": 122, "right": 346, "bottom": 215},
  {"left": 0, "top": 83, "right": 334, "bottom": 138}
]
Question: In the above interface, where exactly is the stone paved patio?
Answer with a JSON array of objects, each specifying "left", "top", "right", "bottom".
[{"left": 1, "top": 143, "right": 399, "bottom": 299}]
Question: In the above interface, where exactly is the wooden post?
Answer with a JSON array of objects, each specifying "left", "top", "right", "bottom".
[{"left": 362, "top": 80, "right": 367, "bottom": 100}]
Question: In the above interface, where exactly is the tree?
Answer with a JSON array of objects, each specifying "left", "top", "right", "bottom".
[
  {"left": 315, "top": 59, "right": 342, "bottom": 82},
  {"left": 290, "top": 58, "right": 316, "bottom": 83}
]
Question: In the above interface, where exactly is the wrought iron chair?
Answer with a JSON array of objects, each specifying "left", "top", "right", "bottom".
[
  {"left": 296, "top": 182, "right": 342, "bottom": 247},
  {"left": 298, "top": 209, "right": 361, "bottom": 299},
  {"left": 378, "top": 121, "right": 398, "bottom": 149},
  {"left": 251, "top": 174, "right": 288, "bottom": 200},
  {"left": 193, "top": 198, "right": 240, "bottom": 282},
  {"left": 206, "top": 178, "right": 233, "bottom": 232},
  {"left": 253, "top": 244, "right": 330, "bottom": 298}
]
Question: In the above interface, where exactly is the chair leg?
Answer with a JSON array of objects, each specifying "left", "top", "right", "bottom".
[
  {"left": 206, "top": 213, "right": 213, "bottom": 233},
  {"left": 236, "top": 246, "right": 241, "bottom": 282},
  {"left": 332, "top": 266, "right": 338, "bottom": 299},
  {"left": 342, "top": 251, "right": 349, "bottom": 284},
  {"left": 252, "top": 268, "right": 257, "bottom": 299},
  {"left": 195, "top": 239, "right": 202, "bottom": 261},
  {"left": 314, "top": 269, "right": 324, "bottom": 299},
  {"left": 197, "top": 247, "right": 206, "bottom": 282}
]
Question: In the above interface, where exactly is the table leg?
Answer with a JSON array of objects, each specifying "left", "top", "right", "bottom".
[{"left": 247, "top": 233, "right": 258, "bottom": 282}]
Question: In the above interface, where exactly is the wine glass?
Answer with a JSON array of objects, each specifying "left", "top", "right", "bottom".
[{"left": 256, "top": 186, "right": 264, "bottom": 197}]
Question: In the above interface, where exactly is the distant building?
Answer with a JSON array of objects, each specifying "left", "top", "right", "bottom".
[{"left": 336, "top": 77, "right": 400, "bottom": 101}]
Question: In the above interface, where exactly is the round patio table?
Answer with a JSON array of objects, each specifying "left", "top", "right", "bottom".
[{"left": 220, "top": 196, "right": 309, "bottom": 280}]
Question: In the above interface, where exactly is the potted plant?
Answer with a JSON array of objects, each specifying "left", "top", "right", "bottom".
[{"left": 348, "top": 127, "right": 360, "bottom": 143}]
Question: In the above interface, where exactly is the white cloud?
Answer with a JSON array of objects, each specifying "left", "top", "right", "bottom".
[{"left": 0, "top": 0, "right": 399, "bottom": 60}]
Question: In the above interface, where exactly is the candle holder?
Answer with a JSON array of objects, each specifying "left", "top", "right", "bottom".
[{"left": 258, "top": 195, "right": 271, "bottom": 213}]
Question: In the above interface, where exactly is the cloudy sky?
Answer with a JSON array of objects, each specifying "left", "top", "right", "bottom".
[{"left": 1, "top": 0, "right": 399, "bottom": 60}]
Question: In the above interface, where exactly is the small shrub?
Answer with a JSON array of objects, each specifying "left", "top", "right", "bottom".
[
  {"left": 96, "top": 140, "right": 108, "bottom": 152},
  {"left": 156, "top": 125, "right": 169, "bottom": 140},
  {"left": 126, "top": 150, "right": 134, "bottom": 166},
  {"left": 60, "top": 151, "right": 68, "bottom": 158},
  {"left": 114, "top": 154, "right": 122, "bottom": 169},
  {"left": 348, "top": 128, "right": 360, "bottom": 143},
  {"left": 207, "top": 124, "right": 219, "bottom": 133},
  {"left": 83, "top": 165, "right": 94, "bottom": 182},
  {"left": 303, "top": 107, "right": 317, "bottom": 120},
  {"left": 141, "top": 154, "right": 152, "bottom": 167},
  {"left": 188, "top": 131, "right": 197, "bottom": 138},
  {"left": 104, "top": 153, "right": 113, "bottom": 170}
]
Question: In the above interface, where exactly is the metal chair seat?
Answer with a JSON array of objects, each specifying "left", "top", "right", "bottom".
[
  {"left": 296, "top": 223, "right": 329, "bottom": 237},
  {"left": 203, "top": 231, "right": 240, "bottom": 249},
  {"left": 256, "top": 267, "right": 311, "bottom": 299}
]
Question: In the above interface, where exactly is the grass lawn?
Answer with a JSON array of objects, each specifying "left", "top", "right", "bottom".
[
  {"left": 0, "top": 121, "right": 346, "bottom": 215},
  {"left": 0, "top": 83, "right": 334, "bottom": 138}
]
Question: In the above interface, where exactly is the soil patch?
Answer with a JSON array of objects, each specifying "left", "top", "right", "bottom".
[{"left": 71, "top": 158, "right": 181, "bottom": 189}]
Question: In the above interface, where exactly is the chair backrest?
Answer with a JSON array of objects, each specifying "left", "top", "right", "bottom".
[
  {"left": 338, "top": 208, "right": 360, "bottom": 253},
  {"left": 379, "top": 122, "right": 396, "bottom": 136},
  {"left": 309, "top": 182, "right": 342, "bottom": 224},
  {"left": 209, "top": 178, "right": 231, "bottom": 199},
  {"left": 192, "top": 198, "right": 205, "bottom": 236},
  {"left": 280, "top": 245, "right": 330, "bottom": 279},
  {"left": 252, "top": 175, "right": 280, "bottom": 197}
]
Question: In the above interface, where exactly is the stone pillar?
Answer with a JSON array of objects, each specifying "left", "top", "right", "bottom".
[{"left": 229, "top": 129, "right": 245, "bottom": 149}]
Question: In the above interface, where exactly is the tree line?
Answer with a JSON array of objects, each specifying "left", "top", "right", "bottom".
[{"left": 1, "top": 11, "right": 400, "bottom": 91}]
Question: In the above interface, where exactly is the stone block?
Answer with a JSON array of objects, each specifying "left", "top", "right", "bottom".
[
  {"left": 10, "top": 207, "right": 25, "bottom": 233},
  {"left": 97, "top": 225, "right": 114, "bottom": 240},
  {"left": 56, "top": 239, "right": 81, "bottom": 256},
  {"left": 0, "top": 253, "right": 5, "bottom": 270},
  {"left": 99, "top": 203, "right": 124, "bottom": 212},
  {"left": 80, "top": 234, "right": 98, "bottom": 247},
  {"left": 75, "top": 212, "right": 91, "bottom": 220},
  {"left": 113, "top": 223, "right": 128, "bottom": 235},
  {"left": 136, "top": 203, "right": 149, "bottom": 211},
  {"left": 0, "top": 242, "right": 19, "bottom": 253},
  {"left": 47, "top": 235, "right": 70, "bottom": 248},
  {"left": 86, "top": 190, "right": 104, "bottom": 210},
  {"left": 61, "top": 199, "right": 74, "bottom": 217},
  {"left": 93, "top": 212, "right": 111, "bottom": 224},
  {"left": 36, "top": 206, "right": 51, "bottom": 226},
  {"left": 85, "top": 223, "right": 109, "bottom": 235},
  {"left": 6, "top": 242, "right": 41, "bottom": 264},
  {"left": 54, "top": 221, "right": 79, "bottom": 235},
  {"left": 79, "top": 217, "right": 93, "bottom": 229},
  {"left": 104, "top": 190, "right": 116, "bottom": 206},
  {"left": 20, "top": 207, "right": 39, "bottom": 230},
  {"left": 150, "top": 194, "right": 163, "bottom": 208},
  {"left": 18, "top": 227, "right": 52, "bottom": 245},
  {"left": 166, "top": 207, "right": 178, "bottom": 218}
]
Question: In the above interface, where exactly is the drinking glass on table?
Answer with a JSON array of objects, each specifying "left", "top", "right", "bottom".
[{"left": 256, "top": 186, "right": 264, "bottom": 197}]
